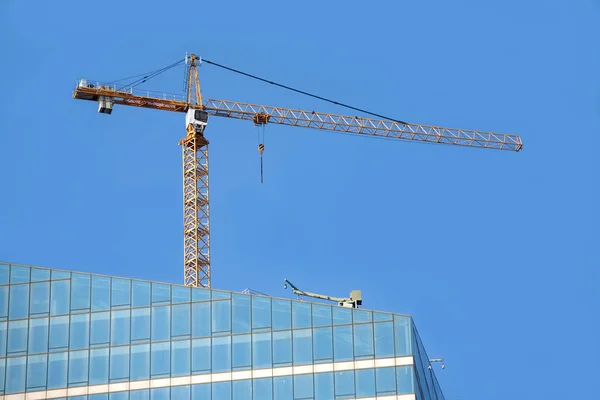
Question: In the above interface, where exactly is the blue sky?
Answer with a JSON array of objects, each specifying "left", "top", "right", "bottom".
[{"left": 1, "top": 0, "right": 598, "bottom": 398}]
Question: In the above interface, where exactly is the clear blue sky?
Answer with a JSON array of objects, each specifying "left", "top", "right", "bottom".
[{"left": 1, "top": 1, "right": 598, "bottom": 398}]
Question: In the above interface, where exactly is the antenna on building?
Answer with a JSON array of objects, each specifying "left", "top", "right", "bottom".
[
  {"left": 428, "top": 358, "right": 445, "bottom": 369},
  {"left": 283, "top": 278, "right": 363, "bottom": 308}
]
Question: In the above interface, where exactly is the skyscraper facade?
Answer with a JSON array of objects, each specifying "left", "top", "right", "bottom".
[{"left": 0, "top": 262, "right": 444, "bottom": 399}]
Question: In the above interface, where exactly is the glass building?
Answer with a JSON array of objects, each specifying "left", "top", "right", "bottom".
[{"left": 0, "top": 262, "right": 444, "bottom": 399}]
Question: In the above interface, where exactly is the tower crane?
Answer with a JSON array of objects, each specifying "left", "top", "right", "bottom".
[{"left": 73, "top": 54, "right": 523, "bottom": 289}]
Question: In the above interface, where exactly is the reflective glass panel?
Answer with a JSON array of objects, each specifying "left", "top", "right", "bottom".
[
  {"left": 172, "top": 303, "right": 191, "bottom": 337},
  {"left": 374, "top": 312, "right": 392, "bottom": 322},
  {"left": 396, "top": 366, "right": 415, "bottom": 394},
  {"left": 232, "top": 294, "right": 250, "bottom": 334},
  {"left": 151, "top": 306, "right": 170, "bottom": 341},
  {"left": 51, "top": 280, "right": 70, "bottom": 316},
  {"left": 333, "top": 325, "right": 353, "bottom": 361},
  {"left": 51, "top": 270, "right": 70, "bottom": 280},
  {"left": 394, "top": 316, "right": 411, "bottom": 356},
  {"left": 0, "top": 322, "right": 6, "bottom": 357},
  {"left": 354, "top": 323, "right": 374, "bottom": 358},
  {"left": 192, "top": 383, "right": 211, "bottom": 399},
  {"left": 111, "top": 309, "right": 131, "bottom": 346},
  {"left": 315, "top": 372, "right": 333, "bottom": 400},
  {"left": 49, "top": 316, "right": 69, "bottom": 350},
  {"left": 192, "top": 301, "right": 210, "bottom": 337},
  {"left": 91, "top": 312, "right": 110, "bottom": 345},
  {"left": 212, "top": 300, "right": 231, "bottom": 334},
  {"left": 192, "top": 338, "right": 211, "bottom": 373},
  {"left": 47, "top": 351, "right": 68, "bottom": 389},
  {"left": 374, "top": 321, "right": 394, "bottom": 358},
  {"left": 172, "top": 285, "right": 190, "bottom": 303},
  {"left": 132, "top": 281, "right": 151, "bottom": 307},
  {"left": 312, "top": 304, "right": 332, "bottom": 327},
  {"left": 233, "top": 379, "right": 251, "bottom": 400},
  {"left": 7, "top": 319, "right": 27, "bottom": 354},
  {"left": 294, "top": 374, "right": 313, "bottom": 399},
  {"left": 313, "top": 327, "right": 333, "bottom": 361},
  {"left": 251, "top": 296, "right": 271, "bottom": 330},
  {"left": 91, "top": 276, "right": 110, "bottom": 311},
  {"left": 151, "top": 342, "right": 170, "bottom": 376},
  {"left": 30, "top": 282, "right": 50, "bottom": 315},
  {"left": 192, "top": 287, "right": 210, "bottom": 302},
  {"left": 111, "top": 278, "right": 131, "bottom": 307},
  {"left": 213, "top": 382, "right": 231, "bottom": 399},
  {"left": 353, "top": 309, "right": 372, "bottom": 323},
  {"left": 0, "top": 264, "right": 9, "bottom": 284},
  {"left": 272, "top": 330, "right": 292, "bottom": 365},
  {"left": 71, "top": 273, "right": 91, "bottom": 311},
  {"left": 272, "top": 299, "right": 291, "bottom": 330},
  {"left": 274, "top": 376, "right": 292, "bottom": 400},
  {"left": 334, "top": 370, "right": 355, "bottom": 397},
  {"left": 356, "top": 368, "right": 375, "bottom": 397},
  {"left": 131, "top": 307, "right": 151, "bottom": 342},
  {"left": 27, "top": 354, "right": 47, "bottom": 389},
  {"left": 6, "top": 356, "right": 26, "bottom": 393},
  {"left": 130, "top": 344, "right": 150, "bottom": 381},
  {"left": 9, "top": 284, "right": 29, "bottom": 319},
  {"left": 70, "top": 313, "right": 90, "bottom": 350},
  {"left": 31, "top": 268, "right": 50, "bottom": 282},
  {"left": 252, "top": 332, "right": 272, "bottom": 369},
  {"left": 68, "top": 349, "right": 89, "bottom": 385},
  {"left": 10, "top": 266, "right": 29, "bottom": 284},
  {"left": 89, "top": 347, "right": 109, "bottom": 384},
  {"left": 172, "top": 340, "right": 191, "bottom": 376},
  {"left": 232, "top": 334, "right": 251, "bottom": 369},
  {"left": 293, "top": 328, "right": 312, "bottom": 365},
  {"left": 292, "top": 301, "right": 311, "bottom": 329},
  {"left": 212, "top": 336, "right": 231, "bottom": 372},
  {"left": 151, "top": 283, "right": 170, "bottom": 304},
  {"left": 254, "top": 378, "right": 272, "bottom": 400},
  {"left": 333, "top": 307, "right": 352, "bottom": 325},
  {"left": 376, "top": 367, "right": 397, "bottom": 395},
  {"left": 110, "top": 346, "right": 130, "bottom": 381},
  {"left": 0, "top": 286, "right": 8, "bottom": 319},
  {"left": 172, "top": 385, "right": 191, "bottom": 399}
]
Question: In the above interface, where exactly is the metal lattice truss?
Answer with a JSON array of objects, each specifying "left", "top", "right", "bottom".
[
  {"left": 204, "top": 100, "right": 523, "bottom": 151},
  {"left": 180, "top": 132, "right": 210, "bottom": 288}
]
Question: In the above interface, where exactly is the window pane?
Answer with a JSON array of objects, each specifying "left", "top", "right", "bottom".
[
  {"left": 0, "top": 286, "right": 8, "bottom": 319},
  {"left": 334, "top": 370, "right": 354, "bottom": 397},
  {"left": 192, "top": 301, "right": 210, "bottom": 337},
  {"left": 233, "top": 379, "right": 251, "bottom": 400},
  {"left": 131, "top": 308, "right": 151, "bottom": 342},
  {"left": 71, "top": 274, "right": 91, "bottom": 311},
  {"left": 333, "top": 307, "right": 352, "bottom": 325},
  {"left": 152, "top": 283, "right": 170, "bottom": 304},
  {"left": 192, "top": 287, "right": 210, "bottom": 302},
  {"left": 47, "top": 351, "right": 68, "bottom": 389},
  {"left": 49, "top": 316, "right": 69, "bottom": 350},
  {"left": 396, "top": 366, "right": 415, "bottom": 394},
  {"left": 353, "top": 309, "right": 372, "bottom": 323},
  {"left": 30, "top": 282, "right": 50, "bottom": 315},
  {"left": 376, "top": 367, "right": 396, "bottom": 395},
  {"left": 354, "top": 323, "right": 374, "bottom": 358},
  {"left": 172, "top": 385, "right": 191, "bottom": 399},
  {"left": 0, "top": 322, "right": 5, "bottom": 357},
  {"left": 112, "top": 392, "right": 130, "bottom": 400},
  {"left": 312, "top": 304, "right": 332, "bottom": 327},
  {"left": 111, "top": 309, "right": 130, "bottom": 346},
  {"left": 151, "top": 342, "right": 170, "bottom": 376},
  {"left": 151, "top": 306, "right": 170, "bottom": 341},
  {"left": 252, "top": 296, "right": 271, "bottom": 330},
  {"left": 212, "top": 382, "right": 231, "bottom": 399},
  {"left": 131, "top": 344, "right": 150, "bottom": 381},
  {"left": 27, "top": 354, "right": 47, "bottom": 389},
  {"left": 51, "top": 270, "right": 70, "bottom": 280},
  {"left": 272, "top": 299, "right": 291, "bottom": 330},
  {"left": 394, "top": 316, "right": 411, "bottom": 356},
  {"left": 68, "top": 349, "right": 89, "bottom": 385},
  {"left": 172, "top": 286, "right": 190, "bottom": 303},
  {"left": 91, "top": 276, "right": 110, "bottom": 311},
  {"left": 0, "top": 358, "right": 4, "bottom": 392},
  {"left": 91, "top": 312, "right": 110, "bottom": 345},
  {"left": 374, "top": 322, "right": 394, "bottom": 358},
  {"left": 111, "top": 279, "right": 131, "bottom": 307},
  {"left": 212, "top": 336, "right": 231, "bottom": 372},
  {"left": 51, "top": 280, "right": 69, "bottom": 315},
  {"left": 110, "top": 346, "right": 129, "bottom": 381},
  {"left": 132, "top": 281, "right": 151, "bottom": 307},
  {"left": 172, "top": 304, "right": 191, "bottom": 337},
  {"left": 31, "top": 268, "right": 50, "bottom": 282},
  {"left": 374, "top": 312, "right": 392, "bottom": 322},
  {"left": 232, "top": 294, "right": 250, "bottom": 334},
  {"left": 356, "top": 368, "right": 375, "bottom": 397},
  {"left": 172, "top": 340, "right": 191, "bottom": 376},
  {"left": 7, "top": 319, "right": 28, "bottom": 354},
  {"left": 0, "top": 263, "right": 9, "bottom": 284},
  {"left": 192, "top": 338, "right": 211, "bottom": 373},
  {"left": 274, "top": 376, "right": 292, "bottom": 400},
  {"left": 212, "top": 300, "right": 231, "bottom": 334},
  {"left": 212, "top": 291, "right": 230, "bottom": 300},
  {"left": 252, "top": 332, "right": 271, "bottom": 369},
  {"left": 272, "top": 330, "right": 292, "bottom": 365},
  {"left": 10, "top": 266, "right": 29, "bottom": 283},
  {"left": 232, "top": 334, "right": 251, "bottom": 369},
  {"left": 89, "top": 347, "right": 109, "bottom": 384},
  {"left": 292, "top": 302, "right": 311, "bottom": 329},
  {"left": 192, "top": 383, "right": 211, "bottom": 399},
  {"left": 151, "top": 387, "right": 169, "bottom": 400},
  {"left": 315, "top": 372, "right": 333, "bottom": 400},
  {"left": 294, "top": 374, "right": 313, "bottom": 399},
  {"left": 313, "top": 327, "right": 333, "bottom": 361},
  {"left": 333, "top": 326, "right": 353, "bottom": 361},
  {"left": 70, "top": 313, "right": 90, "bottom": 350},
  {"left": 5, "top": 356, "right": 26, "bottom": 393},
  {"left": 9, "top": 284, "right": 29, "bottom": 319},
  {"left": 293, "top": 328, "right": 312, "bottom": 365},
  {"left": 254, "top": 378, "right": 272, "bottom": 400}
]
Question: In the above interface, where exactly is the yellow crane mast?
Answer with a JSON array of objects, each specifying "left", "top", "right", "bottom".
[{"left": 73, "top": 54, "right": 523, "bottom": 288}]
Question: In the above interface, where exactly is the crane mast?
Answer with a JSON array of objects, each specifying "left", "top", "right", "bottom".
[{"left": 72, "top": 53, "right": 523, "bottom": 288}]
